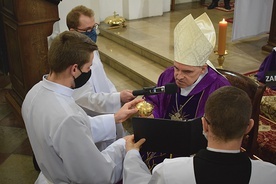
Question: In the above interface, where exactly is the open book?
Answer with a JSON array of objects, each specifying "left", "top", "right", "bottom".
[{"left": 132, "top": 117, "right": 207, "bottom": 156}]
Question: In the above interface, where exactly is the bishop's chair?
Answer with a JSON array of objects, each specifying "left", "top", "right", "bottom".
[{"left": 216, "top": 68, "right": 266, "bottom": 158}]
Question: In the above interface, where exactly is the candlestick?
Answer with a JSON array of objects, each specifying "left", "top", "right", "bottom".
[
  {"left": 218, "top": 19, "right": 228, "bottom": 55},
  {"left": 214, "top": 50, "right": 228, "bottom": 68},
  {"left": 217, "top": 55, "right": 225, "bottom": 69}
]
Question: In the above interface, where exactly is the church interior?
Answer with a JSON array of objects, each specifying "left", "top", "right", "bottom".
[{"left": 0, "top": 1, "right": 275, "bottom": 183}]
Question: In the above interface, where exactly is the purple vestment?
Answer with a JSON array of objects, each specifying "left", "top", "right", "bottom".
[
  {"left": 145, "top": 66, "right": 231, "bottom": 119},
  {"left": 256, "top": 48, "right": 276, "bottom": 90}
]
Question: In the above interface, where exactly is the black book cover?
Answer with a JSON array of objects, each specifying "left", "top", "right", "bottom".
[{"left": 132, "top": 117, "right": 207, "bottom": 156}]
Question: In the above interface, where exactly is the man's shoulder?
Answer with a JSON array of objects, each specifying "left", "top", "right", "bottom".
[
  {"left": 158, "top": 157, "right": 195, "bottom": 182},
  {"left": 163, "top": 157, "right": 193, "bottom": 165},
  {"left": 23, "top": 81, "right": 43, "bottom": 101},
  {"left": 207, "top": 67, "right": 231, "bottom": 85},
  {"left": 251, "top": 159, "right": 276, "bottom": 170},
  {"left": 250, "top": 159, "right": 276, "bottom": 182}
]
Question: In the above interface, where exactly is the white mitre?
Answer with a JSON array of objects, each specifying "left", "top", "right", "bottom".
[{"left": 174, "top": 12, "right": 216, "bottom": 66}]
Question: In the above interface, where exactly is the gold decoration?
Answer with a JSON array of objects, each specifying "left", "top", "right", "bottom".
[
  {"left": 104, "top": 11, "right": 126, "bottom": 27},
  {"left": 214, "top": 50, "right": 228, "bottom": 68},
  {"left": 136, "top": 101, "right": 154, "bottom": 117}
]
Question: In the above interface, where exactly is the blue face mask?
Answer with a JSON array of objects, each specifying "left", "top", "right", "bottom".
[{"left": 82, "top": 29, "right": 97, "bottom": 43}]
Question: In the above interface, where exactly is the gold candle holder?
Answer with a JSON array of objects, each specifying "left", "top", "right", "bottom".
[{"left": 214, "top": 50, "right": 228, "bottom": 68}]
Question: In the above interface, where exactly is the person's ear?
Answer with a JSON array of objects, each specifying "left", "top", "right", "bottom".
[
  {"left": 70, "top": 64, "right": 79, "bottom": 77},
  {"left": 245, "top": 119, "right": 254, "bottom": 135},
  {"left": 202, "top": 117, "right": 209, "bottom": 133},
  {"left": 201, "top": 64, "right": 208, "bottom": 74}
]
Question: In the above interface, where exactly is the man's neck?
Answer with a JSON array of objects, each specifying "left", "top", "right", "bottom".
[
  {"left": 47, "top": 72, "right": 72, "bottom": 88},
  {"left": 207, "top": 138, "right": 243, "bottom": 152},
  {"left": 207, "top": 147, "right": 240, "bottom": 153}
]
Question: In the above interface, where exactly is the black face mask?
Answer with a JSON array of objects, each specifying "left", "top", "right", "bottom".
[{"left": 74, "top": 69, "right": 91, "bottom": 89}]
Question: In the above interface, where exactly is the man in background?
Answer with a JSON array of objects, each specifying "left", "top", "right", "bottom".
[
  {"left": 66, "top": 5, "right": 135, "bottom": 150},
  {"left": 66, "top": 5, "right": 135, "bottom": 114},
  {"left": 208, "top": 0, "right": 231, "bottom": 10}
]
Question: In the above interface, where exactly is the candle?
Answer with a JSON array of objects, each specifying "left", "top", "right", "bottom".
[{"left": 218, "top": 18, "right": 228, "bottom": 55}]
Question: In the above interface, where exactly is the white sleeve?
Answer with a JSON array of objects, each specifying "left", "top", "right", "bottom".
[
  {"left": 250, "top": 159, "right": 276, "bottom": 183},
  {"left": 124, "top": 150, "right": 197, "bottom": 184},
  {"left": 91, "top": 50, "right": 117, "bottom": 93},
  {"left": 73, "top": 80, "right": 121, "bottom": 113},
  {"left": 55, "top": 116, "right": 125, "bottom": 183},
  {"left": 123, "top": 150, "right": 151, "bottom": 184},
  {"left": 88, "top": 114, "right": 116, "bottom": 143},
  {"left": 116, "top": 123, "right": 126, "bottom": 139}
]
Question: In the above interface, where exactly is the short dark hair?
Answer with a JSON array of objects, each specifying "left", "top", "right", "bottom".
[
  {"left": 204, "top": 86, "right": 252, "bottom": 141},
  {"left": 48, "top": 31, "right": 98, "bottom": 73},
  {"left": 66, "top": 5, "right": 94, "bottom": 30}
]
